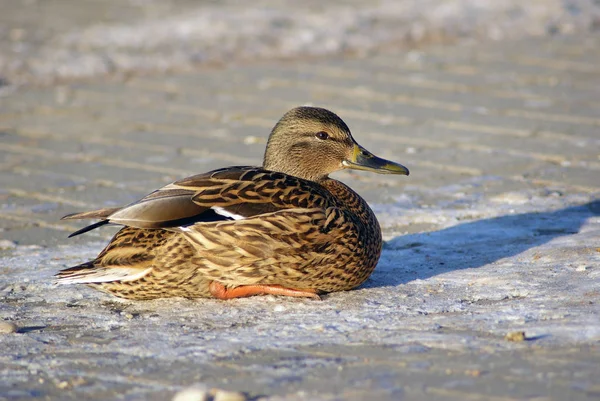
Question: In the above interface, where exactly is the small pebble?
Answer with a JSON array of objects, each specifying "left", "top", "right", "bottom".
[
  {"left": 56, "top": 381, "right": 70, "bottom": 389},
  {"left": 0, "top": 240, "right": 17, "bottom": 249},
  {"left": 464, "top": 369, "right": 482, "bottom": 377},
  {"left": 172, "top": 384, "right": 209, "bottom": 401},
  {"left": 505, "top": 331, "right": 526, "bottom": 342},
  {"left": 211, "top": 389, "right": 247, "bottom": 401},
  {"left": 0, "top": 321, "right": 18, "bottom": 334}
]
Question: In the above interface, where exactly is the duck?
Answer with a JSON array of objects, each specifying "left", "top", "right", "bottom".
[{"left": 56, "top": 106, "right": 409, "bottom": 300}]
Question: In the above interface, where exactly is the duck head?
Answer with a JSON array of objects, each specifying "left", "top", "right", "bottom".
[{"left": 263, "top": 106, "right": 409, "bottom": 182}]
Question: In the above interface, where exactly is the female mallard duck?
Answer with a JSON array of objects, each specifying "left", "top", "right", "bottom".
[{"left": 56, "top": 107, "right": 409, "bottom": 300}]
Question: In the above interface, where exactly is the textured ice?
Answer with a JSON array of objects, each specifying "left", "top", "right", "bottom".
[
  {"left": 2, "top": 0, "right": 599, "bottom": 84},
  {"left": 2, "top": 192, "right": 599, "bottom": 338},
  {"left": 0, "top": 189, "right": 599, "bottom": 398}
]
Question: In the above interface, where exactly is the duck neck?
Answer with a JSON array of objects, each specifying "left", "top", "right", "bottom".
[
  {"left": 263, "top": 158, "right": 328, "bottom": 182},
  {"left": 320, "top": 179, "right": 380, "bottom": 231}
]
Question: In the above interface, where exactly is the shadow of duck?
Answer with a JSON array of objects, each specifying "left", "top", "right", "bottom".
[{"left": 366, "top": 200, "right": 599, "bottom": 289}]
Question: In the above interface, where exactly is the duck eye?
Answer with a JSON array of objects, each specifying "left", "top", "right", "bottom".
[{"left": 315, "top": 131, "right": 329, "bottom": 140}]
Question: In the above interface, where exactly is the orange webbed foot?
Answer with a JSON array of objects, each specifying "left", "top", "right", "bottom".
[{"left": 209, "top": 281, "right": 321, "bottom": 300}]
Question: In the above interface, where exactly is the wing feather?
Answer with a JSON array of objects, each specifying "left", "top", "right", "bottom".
[{"left": 62, "top": 166, "right": 338, "bottom": 236}]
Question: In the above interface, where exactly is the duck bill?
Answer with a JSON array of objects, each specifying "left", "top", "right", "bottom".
[{"left": 342, "top": 144, "right": 409, "bottom": 175}]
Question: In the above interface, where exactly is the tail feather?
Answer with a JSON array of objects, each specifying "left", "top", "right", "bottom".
[
  {"left": 55, "top": 262, "right": 152, "bottom": 284},
  {"left": 62, "top": 207, "right": 122, "bottom": 237},
  {"left": 62, "top": 207, "right": 122, "bottom": 221},
  {"left": 67, "top": 220, "right": 110, "bottom": 238}
]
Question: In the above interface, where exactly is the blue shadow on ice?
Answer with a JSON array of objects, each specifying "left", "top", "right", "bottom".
[{"left": 365, "top": 200, "right": 599, "bottom": 288}]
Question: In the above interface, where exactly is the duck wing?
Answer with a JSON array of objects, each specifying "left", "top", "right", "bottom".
[{"left": 63, "top": 166, "right": 335, "bottom": 237}]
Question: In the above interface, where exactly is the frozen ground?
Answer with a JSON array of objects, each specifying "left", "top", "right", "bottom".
[
  {"left": 1, "top": 11, "right": 599, "bottom": 398},
  {"left": 1, "top": 189, "right": 599, "bottom": 400},
  {"left": 1, "top": 0, "right": 600, "bottom": 85}
]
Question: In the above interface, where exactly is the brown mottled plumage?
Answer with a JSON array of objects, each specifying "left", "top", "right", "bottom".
[{"left": 56, "top": 107, "right": 409, "bottom": 300}]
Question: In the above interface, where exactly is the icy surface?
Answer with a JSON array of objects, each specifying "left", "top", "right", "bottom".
[
  {"left": 1, "top": 190, "right": 599, "bottom": 398},
  {"left": 2, "top": 0, "right": 599, "bottom": 84}
]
